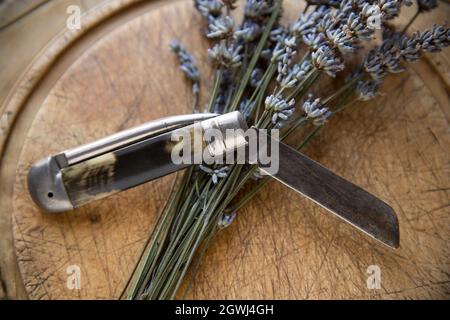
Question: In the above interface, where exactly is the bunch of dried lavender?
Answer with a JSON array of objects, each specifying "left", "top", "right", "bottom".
[{"left": 122, "top": 0, "right": 449, "bottom": 300}]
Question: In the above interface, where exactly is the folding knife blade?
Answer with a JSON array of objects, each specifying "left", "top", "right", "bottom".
[{"left": 257, "top": 132, "right": 399, "bottom": 248}]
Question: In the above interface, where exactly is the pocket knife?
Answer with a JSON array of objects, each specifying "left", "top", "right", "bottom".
[{"left": 27, "top": 111, "right": 399, "bottom": 248}]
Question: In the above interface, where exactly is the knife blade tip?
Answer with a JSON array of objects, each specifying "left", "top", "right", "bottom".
[{"left": 376, "top": 204, "right": 400, "bottom": 249}]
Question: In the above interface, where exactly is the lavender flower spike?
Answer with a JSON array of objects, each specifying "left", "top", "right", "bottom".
[
  {"left": 302, "top": 94, "right": 332, "bottom": 126},
  {"left": 244, "top": 0, "right": 272, "bottom": 20},
  {"left": 208, "top": 42, "right": 243, "bottom": 68},
  {"left": 311, "top": 45, "right": 344, "bottom": 77},
  {"left": 265, "top": 94, "right": 296, "bottom": 128},
  {"left": 418, "top": 24, "right": 450, "bottom": 53},
  {"left": 222, "top": 0, "right": 238, "bottom": 10},
  {"left": 234, "top": 21, "right": 261, "bottom": 42},
  {"left": 218, "top": 211, "right": 237, "bottom": 229},
  {"left": 292, "top": 60, "right": 313, "bottom": 81},
  {"left": 357, "top": 80, "right": 380, "bottom": 101},
  {"left": 417, "top": 0, "right": 438, "bottom": 12},
  {"left": 195, "top": 0, "right": 223, "bottom": 18},
  {"left": 207, "top": 16, "right": 235, "bottom": 39},
  {"left": 170, "top": 40, "right": 200, "bottom": 94}
]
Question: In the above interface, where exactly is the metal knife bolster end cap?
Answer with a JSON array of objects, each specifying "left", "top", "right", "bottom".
[
  {"left": 201, "top": 111, "right": 248, "bottom": 158},
  {"left": 27, "top": 156, "right": 73, "bottom": 213},
  {"left": 185, "top": 111, "right": 248, "bottom": 158},
  {"left": 199, "top": 111, "right": 247, "bottom": 134}
]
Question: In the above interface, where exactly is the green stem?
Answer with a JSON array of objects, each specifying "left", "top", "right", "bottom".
[
  {"left": 322, "top": 74, "right": 361, "bottom": 106},
  {"left": 303, "top": 4, "right": 310, "bottom": 13},
  {"left": 146, "top": 180, "right": 211, "bottom": 298},
  {"left": 192, "top": 90, "right": 199, "bottom": 112},
  {"left": 229, "top": 3, "right": 281, "bottom": 111},
  {"left": 334, "top": 97, "right": 358, "bottom": 114},
  {"left": 252, "top": 65, "right": 277, "bottom": 122},
  {"left": 145, "top": 180, "right": 211, "bottom": 299},
  {"left": 167, "top": 165, "right": 243, "bottom": 298},
  {"left": 223, "top": 165, "right": 260, "bottom": 208},
  {"left": 281, "top": 117, "right": 307, "bottom": 140},
  {"left": 286, "top": 69, "right": 319, "bottom": 102},
  {"left": 125, "top": 168, "right": 193, "bottom": 299},
  {"left": 161, "top": 203, "right": 211, "bottom": 298},
  {"left": 242, "top": 63, "right": 275, "bottom": 115},
  {"left": 295, "top": 125, "right": 322, "bottom": 150},
  {"left": 226, "top": 175, "right": 270, "bottom": 214},
  {"left": 207, "top": 68, "right": 223, "bottom": 112},
  {"left": 402, "top": 9, "right": 420, "bottom": 34},
  {"left": 181, "top": 229, "right": 216, "bottom": 298}
]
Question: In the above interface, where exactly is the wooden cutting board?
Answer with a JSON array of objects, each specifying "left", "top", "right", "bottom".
[{"left": 2, "top": 0, "right": 449, "bottom": 299}]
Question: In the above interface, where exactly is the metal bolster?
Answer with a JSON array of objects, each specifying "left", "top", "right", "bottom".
[
  {"left": 199, "top": 111, "right": 248, "bottom": 158},
  {"left": 27, "top": 156, "right": 74, "bottom": 213}
]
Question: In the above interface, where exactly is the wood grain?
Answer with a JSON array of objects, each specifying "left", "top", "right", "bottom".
[
  {"left": 1, "top": 0, "right": 449, "bottom": 299},
  {"left": 0, "top": 0, "right": 106, "bottom": 112},
  {"left": 0, "top": 0, "right": 117, "bottom": 299}
]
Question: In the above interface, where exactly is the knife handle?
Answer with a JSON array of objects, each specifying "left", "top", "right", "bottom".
[{"left": 27, "top": 112, "right": 247, "bottom": 213}]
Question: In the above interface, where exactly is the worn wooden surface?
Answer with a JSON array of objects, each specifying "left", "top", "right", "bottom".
[
  {"left": 0, "top": 0, "right": 105, "bottom": 299},
  {"left": 1, "top": 0, "right": 449, "bottom": 299}
]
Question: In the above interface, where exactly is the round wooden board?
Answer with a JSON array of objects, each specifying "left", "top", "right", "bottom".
[{"left": 3, "top": 0, "right": 450, "bottom": 299}]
